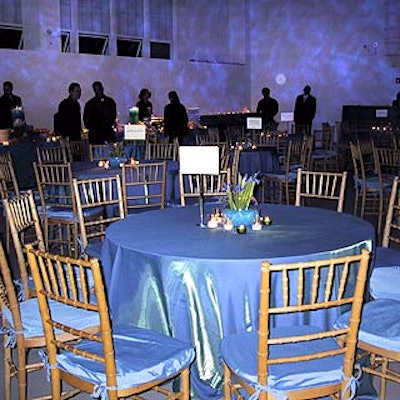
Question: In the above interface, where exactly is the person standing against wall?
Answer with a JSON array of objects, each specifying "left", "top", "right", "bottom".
[
  {"left": 294, "top": 85, "right": 316, "bottom": 135},
  {"left": 163, "top": 90, "right": 189, "bottom": 145},
  {"left": 136, "top": 88, "right": 153, "bottom": 121},
  {"left": 55, "top": 82, "right": 82, "bottom": 141},
  {"left": 256, "top": 87, "right": 279, "bottom": 130},
  {"left": 0, "top": 81, "right": 22, "bottom": 129},
  {"left": 83, "top": 81, "right": 117, "bottom": 144}
]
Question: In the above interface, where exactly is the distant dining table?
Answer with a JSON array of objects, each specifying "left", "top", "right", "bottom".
[
  {"left": 237, "top": 147, "right": 280, "bottom": 176},
  {"left": 100, "top": 204, "right": 375, "bottom": 399}
]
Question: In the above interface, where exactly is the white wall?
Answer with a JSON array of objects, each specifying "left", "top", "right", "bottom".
[{"left": 1, "top": 0, "right": 400, "bottom": 130}]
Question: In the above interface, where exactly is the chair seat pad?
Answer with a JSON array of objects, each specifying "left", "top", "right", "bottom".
[
  {"left": 370, "top": 265, "right": 400, "bottom": 300},
  {"left": 43, "top": 206, "right": 103, "bottom": 220},
  {"left": 56, "top": 325, "right": 195, "bottom": 391},
  {"left": 335, "top": 299, "right": 400, "bottom": 352},
  {"left": 374, "top": 246, "right": 400, "bottom": 268},
  {"left": 3, "top": 299, "right": 99, "bottom": 339},
  {"left": 220, "top": 325, "right": 344, "bottom": 392},
  {"left": 263, "top": 171, "right": 297, "bottom": 182}
]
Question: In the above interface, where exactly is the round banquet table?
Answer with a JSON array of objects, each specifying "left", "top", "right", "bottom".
[{"left": 101, "top": 204, "right": 375, "bottom": 399}]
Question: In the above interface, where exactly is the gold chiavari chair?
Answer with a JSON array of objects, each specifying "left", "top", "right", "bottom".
[
  {"left": 27, "top": 245, "right": 195, "bottom": 400},
  {"left": 36, "top": 146, "right": 69, "bottom": 164},
  {"left": 295, "top": 168, "right": 347, "bottom": 212},
  {"left": 221, "top": 249, "right": 370, "bottom": 400},
  {"left": 73, "top": 175, "right": 125, "bottom": 259},
  {"left": 3, "top": 191, "right": 45, "bottom": 300},
  {"left": 121, "top": 161, "right": 167, "bottom": 214}
]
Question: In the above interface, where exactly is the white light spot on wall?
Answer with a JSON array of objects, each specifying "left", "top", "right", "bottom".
[{"left": 276, "top": 73, "right": 286, "bottom": 85}]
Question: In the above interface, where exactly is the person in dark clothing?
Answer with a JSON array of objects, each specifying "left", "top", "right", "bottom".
[
  {"left": 256, "top": 87, "right": 279, "bottom": 130},
  {"left": 392, "top": 92, "right": 400, "bottom": 108},
  {"left": 55, "top": 82, "right": 82, "bottom": 141},
  {"left": 294, "top": 85, "right": 316, "bottom": 135},
  {"left": 136, "top": 88, "right": 153, "bottom": 121},
  {"left": 163, "top": 90, "right": 189, "bottom": 145},
  {"left": 83, "top": 81, "right": 117, "bottom": 144},
  {"left": 0, "top": 81, "right": 22, "bottom": 129}
]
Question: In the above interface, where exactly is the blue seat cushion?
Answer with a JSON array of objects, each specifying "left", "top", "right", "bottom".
[
  {"left": 370, "top": 266, "right": 400, "bottom": 300},
  {"left": 220, "top": 325, "right": 344, "bottom": 392},
  {"left": 56, "top": 325, "right": 195, "bottom": 391},
  {"left": 263, "top": 171, "right": 297, "bottom": 182},
  {"left": 44, "top": 206, "right": 103, "bottom": 220},
  {"left": 3, "top": 298, "right": 99, "bottom": 339},
  {"left": 335, "top": 299, "right": 400, "bottom": 352}
]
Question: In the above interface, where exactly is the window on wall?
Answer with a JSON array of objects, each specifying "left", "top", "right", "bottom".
[
  {"left": 58, "top": 0, "right": 172, "bottom": 58},
  {"left": 0, "top": 0, "right": 23, "bottom": 49}
]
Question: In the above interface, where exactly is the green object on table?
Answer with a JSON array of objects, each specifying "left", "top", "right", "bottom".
[{"left": 129, "top": 107, "right": 139, "bottom": 124}]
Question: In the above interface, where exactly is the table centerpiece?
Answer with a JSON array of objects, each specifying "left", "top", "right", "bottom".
[{"left": 223, "top": 173, "right": 259, "bottom": 227}]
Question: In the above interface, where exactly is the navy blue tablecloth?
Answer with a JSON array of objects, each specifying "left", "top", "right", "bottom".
[{"left": 101, "top": 204, "right": 374, "bottom": 399}]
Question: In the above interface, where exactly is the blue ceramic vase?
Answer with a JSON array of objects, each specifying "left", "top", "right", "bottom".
[{"left": 223, "top": 209, "right": 258, "bottom": 227}]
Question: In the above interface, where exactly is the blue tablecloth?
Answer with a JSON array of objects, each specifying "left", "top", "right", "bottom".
[
  {"left": 72, "top": 160, "right": 180, "bottom": 204},
  {"left": 237, "top": 148, "right": 280, "bottom": 176},
  {"left": 101, "top": 204, "right": 374, "bottom": 399}
]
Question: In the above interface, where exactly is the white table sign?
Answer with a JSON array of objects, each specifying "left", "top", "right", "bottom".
[
  {"left": 246, "top": 117, "right": 262, "bottom": 130},
  {"left": 280, "top": 112, "right": 294, "bottom": 122},
  {"left": 124, "top": 124, "right": 146, "bottom": 140},
  {"left": 376, "top": 109, "right": 388, "bottom": 118},
  {"left": 179, "top": 146, "right": 220, "bottom": 175}
]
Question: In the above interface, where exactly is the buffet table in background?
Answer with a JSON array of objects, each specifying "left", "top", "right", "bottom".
[{"left": 101, "top": 204, "right": 375, "bottom": 399}]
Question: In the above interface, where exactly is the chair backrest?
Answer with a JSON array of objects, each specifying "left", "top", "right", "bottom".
[
  {"left": 26, "top": 245, "right": 116, "bottom": 398},
  {"left": 145, "top": 141, "right": 178, "bottom": 161},
  {"left": 36, "top": 146, "right": 69, "bottom": 164},
  {"left": 257, "top": 249, "right": 370, "bottom": 394},
  {"left": 89, "top": 144, "right": 112, "bottom": 161},
  {"left": 121, "top": 161, "right": 167, "bottom": 213},
  {"left": 373, "top": 147, "right": 400, "bottom": 176},
  {"left": 33, "top": 162, "right": 76, "bottom": 214},
  {"left": 382, "top": 176, "right": 400, "bottom": 248},
  {"left": 313, "top": 126, "right": 333, "bottom": 151},
  {"left": 69, "top": 140, "right": 90, "bottom": 161},
  {"left": 179, "top": 170, "right": 229, "bottom": 206},
  {"left": 0, "top": 239, "right": 24, "bottom": 340},
  {"left": 2, "top": 191, "right": 45, "bottom": 299},
  {"left": 72, "top": 175, "right": 125, "bottom": 249},
  {"left": 295, "top": 168, "right": 347, "bottom": 212},
  {"left": 0, "top": 158, "right": 20, "bottom": 199}
]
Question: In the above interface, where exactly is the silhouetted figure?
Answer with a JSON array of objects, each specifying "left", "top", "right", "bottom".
[
  {"left": 0, "top": 81, "right": 22, "bottom": 129},
  {"left": 294, "top": 85, "right": 316, "bottom": 135},
  {"left": 256, "top": 87, "right": 279, "bottom": 130},
  {"left": 136, "top": 88, "right": 153, "bottom": 121},
  {"left": 392, "top": 92, "right": 400, "bottom": 108},
  {"left": 55, "top": 82, "right": 82, "bottom": 141},
  {"left": 83, "top": 81, "right": 117, "bottom": 144},
  {"left": 164, "top": 91, "right": 189, "bottom": 145}
]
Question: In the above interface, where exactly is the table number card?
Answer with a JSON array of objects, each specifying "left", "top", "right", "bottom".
[
  {"left": 280, "top": 112, "right": 294, "bottom": 122},
  {"left": 376, "top": 109, "right": 388, "bottom": 118},
  {"left": 124, "top": 124, "right": 146, "bottom": 140},
  {"left": 179, "top": 146, "right": 220, "bottom": 175},
  {"left": 246, "top": 117, "right": 262, "bottom": 130}
]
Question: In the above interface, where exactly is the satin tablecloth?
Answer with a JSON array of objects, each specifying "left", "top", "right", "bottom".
[{"left": 101, "top": 204, "right": 374, "bottom": 399}]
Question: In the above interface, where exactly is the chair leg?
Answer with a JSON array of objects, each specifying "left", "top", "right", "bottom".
[
  {"left": 18, "top": 347, "right": 28, "bottom": 400},
  {"left": 223, "top": 363, "right": 231, "bottom": 400},
  {"left": 379, "top": 357, "right": 388, "bottom": 400},
  {"left": 4, "top": 342, "right": 11, "bottom": 400},
  {"left": 181, "top": 367, "right": 190, "bottom": 400}
]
